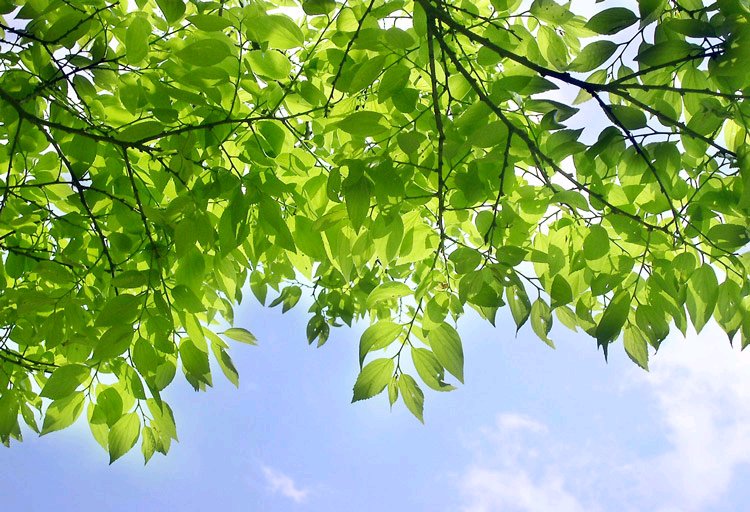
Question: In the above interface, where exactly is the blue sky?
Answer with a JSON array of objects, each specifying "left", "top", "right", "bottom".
[{"left": 3, "top": 298, "right": 750, "bottom": 512}]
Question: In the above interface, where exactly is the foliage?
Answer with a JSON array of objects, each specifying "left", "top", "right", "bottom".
[{"left": 0, "top": 0, "right": 749, "bottom": 462}]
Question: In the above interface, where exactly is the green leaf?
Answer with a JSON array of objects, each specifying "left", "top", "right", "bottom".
[
  {"left": 125, "top": 17, "right": 151, "bottom": 64},
  {"left": 585, "top": 8, "right": 638, "bottom": 35},
  {"left": 569, "top": 41, "right": 618, "bottom": 72},
  {"left": 639, "top": 0, "right": 666, "bottom": 25},
  {"left": 595, "top": 289, "right": 631, "bottom": 356},
  {"left": 359, "top": 321, "right": 402, "bottom": 366},
  {"left": 222, "top": 327, "right": 258, "bottom": 345},
  {"left": 42, "top": 393, "right": 85, "bottom": 435},
  {"left": 384, "top": 27, "right": 415, "bottom": 50},
  {"left": 411, "top": 347, "right": 455, "bottom": 392},
  {"left": 366, "top": 282, "right": 411, "bottom": 308},
  {"left": 172, "top": 285, "right": 206, "bottom": 313},
  {"left": 147, "top": 399, "right": 178, "bottom": 442},
  {"left": 45, "top": 13, "right": 87, "bottom": 45},
  {"left": 387, "top": 377, "right": 398, "bottom": 407},
  {"left": 118, "top": 121, "right": 164, "bottom": 142},
  {"left": 378, "top": 64, "right": 411, "bottom": 102},
  {"left": 108, "top": 412, "right": 140, "bottom": 464},
  {"left": 188, "top": 14, "right": 232, "bottom": 32},
  {"left": 398, "top": 374, "right": 424, "bottom": 423},
  {"left": 344, "top": 175, "right": 371, "bottom": 232},
  {"left": 268, "top": 286, "right": 302, "bottom": 313},
  {"left": 716, "top": 280, "right": 743, "bottom": 339},
  {"left": 177, "top": 39, "right": 232, "bottom": 66},
  {"left": 623, "top": 325, "right": 649, "bottom": 370},
  {"left": 249, "top": 15, "right": 305, "bottom": 49},
  {"left": 112, "top": 270, "right": 150, "bottom": 289},
  {"left": 250, "top": 271, "right": 267, "bottom": 305},
  {"left": 212, "top": 344, "right": 240, "bottom": 387},
  {"left": 530, "top": 0, "right": 575, "bottom": 24},
  {"left": 531, "top": 298, "right": 554, "bottom": 348},
  {"left": 686, "top": 264, "right": 719, "bottom": 334},
  {"left": 636, "top": 40, "right": 698, "bottom": 67},
  {"left": 96, "top": 294, "right": 141, "bottom": 326},
  {"left": 636, "top": 304, "right": 669, "bottom": 349},
  {"left": 95, "top": 387, "right": 124, "bottom": 427},
  {"left": 94, "top": 324, "right": 134, "bottom": 361},
  {"left": 338, "top": 111, "right": 388, "bottom": 136},
  {"left": 0, "top": 393, "right": 19, "bottom": 437},
  {"left": 156, "top": 0, "right": 186, "bottom": 24},
  {"left": 427, "top": 323, "right": 464, "bottom": 383},
  {"left": 259, "top": 198, "right": 296, "bottom": 251},
  {"left": 707, "top": 224, "right": 750, "bottom": 251},
  {"left": 40, "top": 364, "right": 89, "bottom": 400},
  {"left": 507, "top": 285, "right": 532, "bottom": 332},
  {"left": 609, "top": 105, "right": 648, "bottom": 130},
  {"left": 538, "top": 26, "right": 568, "bottom": 70},
  {"left": 583, "top": 225, "right": 610, "bottom": 260},
  {"left": 141, "top": 426, "right": 157, "bottom": 464},
  {"left": 449, "top": 247, "right": 482, "bottom": 274},
  {"left": 352, "top": 358, "right": 394, "bottom": 402},
  {"left": 348, "top": 55, "right": 386, "bottom": 93},
  {"left": 306, "top": 315, "right": 330, "bottom": 347},
  {"left": 550, "top": 275, "right": 573, "bottom": 308},
  {"left": 303, "top": 0, "right": 337, "bottom": 15},
  {"left": 247, "top": 50, "right": 291, "bottom": 80},
  {"left": 179, "top": 339, "right": 212, "bottom": 387}
]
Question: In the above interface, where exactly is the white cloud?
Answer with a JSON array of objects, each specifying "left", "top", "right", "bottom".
[
  {"left": 458, "top": 413, "right": 592, "bottom": 512},
  {"left": 460, "top": 467, "right": 587, "bottom": 512},
  {"left": 632, "top": 324, "right": 750, "bottom": 511},
  {"left": 457, "top": 323, "right": 750, "bottom": 512},
  {"left": 494, "top": 413, "right": 547, "bottom": 434},
  {"left": 261, "top": 465, "right": 310, "bottom": 504}
]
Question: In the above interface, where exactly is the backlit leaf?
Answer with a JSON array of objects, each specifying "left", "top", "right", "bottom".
[
  {"left": 352, "top": 358, "right": 394, "bottom": 402},
  {"left": 108, "top": 412, "right": 140, "bottom": 463},
  {"left": 428, "top": 323, "right": 464, "bottom": 383},
  {"left": 222, "top": 327, "right": 258, "bottom": 346},
  {"left": 398, "top": 374, "right": 424, "bottom": 423},
  {"left": 585, "top": 8, "right": 638, "bottom": 35}
]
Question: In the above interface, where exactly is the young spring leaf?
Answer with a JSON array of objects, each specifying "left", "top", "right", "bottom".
[
  {"left": 176, "top": 39, "right": 232, "bottom": 66},
  {"left": 222, "top": 327, "right": 258, "bottom": 346},
  {"left": 568, "top": 41, "right": 618, "bottom": 72},
  {"left": 42, "top": 393, "right": 86, "bottom": 435},
  {"left": 352, "top": 358, "right": 394, "bottom": 402},
  {"left": 366, "top": 282, "right": 411, "bottom": 308},
  {"left": 531, "top": 299, "right": 554, "bottom": 348},
  {"left": 585, "top": 7, "right": 638, "bottom": 35},
  {"left": 359, "top": 321, "right": 402, "bottom": 366},
  {"left": 623, "top": 325, "right": 649, "bottom": 371},
  {"left": 411, "top": 347, "right": 455, "bottom": 392},
  {"left": 156, "top": 0, "right": 186, "bottom": 24},
  {"left": 108, "top": 412, "right": 140, "bottom": 464},
  {"left": 595, "top": 289, "right": 632, "bottom": 357},
  {"left": 686, "top": 264, "right": 719, "bottom": 334},
  {"left": 125, "top": 17, "right": 151, "bottom": 64},
  {"left": 40, "top": 364, "right": 90, "bottom": 400},
  {"left": 507, "top": 285, "right": 532, "bottom": 332},
  {"left": 398, "top": 374, "right": 424, "bottom": 423},
  {"left": 427, "top": 323, "right": 464, "bottom": 383}
]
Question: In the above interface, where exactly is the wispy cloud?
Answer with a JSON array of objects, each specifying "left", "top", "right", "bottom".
[
  {"left": 457, "top": 324, "right": 750, "bottom": 512},
  {"left": 634, "top": 325, "right": 750, "bottom": 511},
  {"left": 261, "top": 465, "right": 310, "bottom": 504}
]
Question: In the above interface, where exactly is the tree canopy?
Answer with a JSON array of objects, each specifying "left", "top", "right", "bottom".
[{"left": 0, "top": 0, "right": 748, "bottom": 462}]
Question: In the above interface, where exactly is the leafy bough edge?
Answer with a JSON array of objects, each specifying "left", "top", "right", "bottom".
[{"left": 0, "top": 0, "right": 746, "bottom": 460}]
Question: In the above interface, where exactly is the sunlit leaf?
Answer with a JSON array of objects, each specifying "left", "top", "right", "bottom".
[{"left": 352, "top": 358, "right": 394, "bottom": 402}]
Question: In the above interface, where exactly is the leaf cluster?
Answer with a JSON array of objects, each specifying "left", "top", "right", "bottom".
[{"left": 0, "top": 0, "right": 748, "bottom": 458}]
